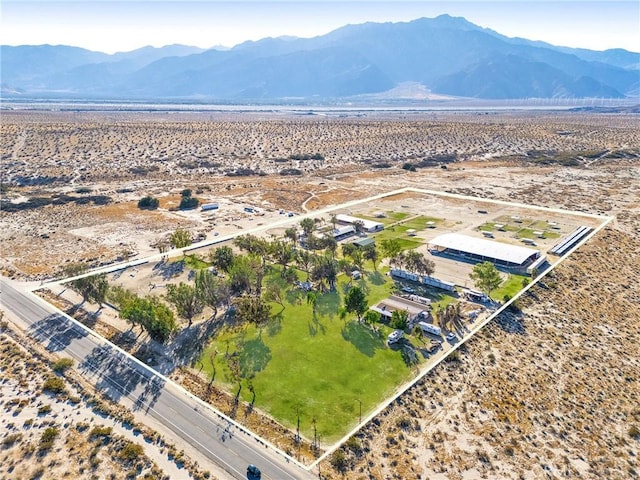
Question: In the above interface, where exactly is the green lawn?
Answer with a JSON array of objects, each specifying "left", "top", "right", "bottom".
[
  {"left": 400, "top": 215, "right": 443, "bottom": 230},
  {"left": 200, "top": 268, "right": 412, "bottom": 442},
  {"left": 491, "top": 274, "right": 529, "bottom": 301},
  {"left": 183, "top": 254, "right": 210, "bottom": 270},
  {"left": 372, "top": 228, "right": 424, "bottom": 250},
  {"left": 515, "top": 228, "right": 560, "bottom": 240}
]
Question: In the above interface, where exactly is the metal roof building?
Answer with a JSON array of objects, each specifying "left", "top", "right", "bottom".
[
  {"left": 336, "top": 214, "right": 384, "bottom": 232},
  {"left": 429, "top": 233, "right": 540, "bottom": 268}
]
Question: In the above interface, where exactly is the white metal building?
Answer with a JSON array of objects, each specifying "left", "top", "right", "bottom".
[
  {"left": 336, "top": 214, "right": 384, "bottom": 233},
  {"left": 429, "top": 233, "right": 540, "bottom": 269}
]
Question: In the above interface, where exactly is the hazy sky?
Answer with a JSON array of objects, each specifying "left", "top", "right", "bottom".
[{"left": 2, "top": 1, "right": 638, "bottom": 54}]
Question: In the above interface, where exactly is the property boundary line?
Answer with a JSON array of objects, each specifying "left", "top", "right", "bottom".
[{"left": 33, "top": 186, "right": 613, "bottom": 471}]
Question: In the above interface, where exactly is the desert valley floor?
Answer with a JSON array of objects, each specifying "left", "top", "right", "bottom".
[{"left": 1, "top": 108, "right": 639, "bottom": 480}]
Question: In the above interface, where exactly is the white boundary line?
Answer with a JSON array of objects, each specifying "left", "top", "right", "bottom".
[{"left": 33, "top": 186, "right": 613, "bottom": 471}]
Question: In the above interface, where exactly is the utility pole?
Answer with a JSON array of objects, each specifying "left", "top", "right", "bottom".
[{"left": 312, "top": 417, "right": 318, "bottom": 451}]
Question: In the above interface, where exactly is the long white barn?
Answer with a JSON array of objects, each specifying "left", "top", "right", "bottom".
[{"left": 429, "top": 233, "right": 540, "bottom": 268}]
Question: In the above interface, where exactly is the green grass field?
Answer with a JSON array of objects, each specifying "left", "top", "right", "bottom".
[
  {"left": 182, "top": 254, "right": 210, "bottom": 270},
  {"left": 372, "top": 228, "right": 424, "bottom": 250},
  {"left": 200, "top": 268, "right": 413, "bottom": 442},
  {"left": 491, "top": 273, "right": 529, "bottom": 301}
]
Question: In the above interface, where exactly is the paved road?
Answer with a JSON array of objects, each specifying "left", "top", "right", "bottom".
[{"left": 0, "top": 278, "right": 314, "bottom": 480}]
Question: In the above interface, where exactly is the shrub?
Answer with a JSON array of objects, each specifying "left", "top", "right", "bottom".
[
  {"left": 330, "top": 448, "right": 348, "bottom": 473},
  {"left": 39, "top": 427, "right": 59, "bottom": 450},
  {"left": 2, "top": 433, "right": 22, "bottom": 446},
  {"left": 629, "top": 424, "right": 640, "bottom": 440},
  {"left": 42, "top": 376, "right": 66, "bottom": 394},
  {"left": 37, "top": 404, "right": 52, "bottom": 415},
  {"left": 90, "top": 426, "right": 113, "bottom": 439},
  {"left": 52, "top": 358, "right": 74, "bottom": 373},
  {"left": 402, "top": 162, "right": 417, "bottom": 171},
  {"left": 137, "top": 196, "right": 159, "bottom": 210},
  {"left": 119, "top": 442, "right": 144, "bottom": 461},
  {"left": 179, "top": 196, "right": 199, "bottom": 210}
]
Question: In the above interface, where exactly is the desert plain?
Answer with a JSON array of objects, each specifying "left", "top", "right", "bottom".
[{"left": 1, "top": 107, "right": 639, "bottom": 479}]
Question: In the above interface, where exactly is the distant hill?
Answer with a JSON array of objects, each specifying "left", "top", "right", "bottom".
[{"left": 2, "top": 15, "right": 638, "bottom": 101}]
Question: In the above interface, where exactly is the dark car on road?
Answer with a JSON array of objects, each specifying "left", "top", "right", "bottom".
[{"left": 247, "top": 464, "right": 261, "bottom": 479}]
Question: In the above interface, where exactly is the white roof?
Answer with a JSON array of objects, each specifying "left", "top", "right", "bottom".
[
  {"left": 333, "top": 225, "right": 355, "bottom": 236},
  {"left": 336, "top": 214, "right": 383, "bottom": 231},
  {"left": 430, "top": 233, "right": 539, "bottom": 265}
]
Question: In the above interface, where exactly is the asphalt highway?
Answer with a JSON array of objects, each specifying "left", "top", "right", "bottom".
[{"left": 0, "top": 278, "right": 315, "bottom": 480}]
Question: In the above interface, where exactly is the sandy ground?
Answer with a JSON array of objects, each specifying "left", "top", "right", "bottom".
[
  {"left": 1, "top": 110, "right": 639, "bottom": 479},
  {"left": 0, "top": 324, "right": 213, "bottom": 480}
]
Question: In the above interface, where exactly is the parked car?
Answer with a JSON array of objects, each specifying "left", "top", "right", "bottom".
[
  {"left": 445, "top": 332, "right": 457, "bottom": 341},
  {"left": 247, "top": 464, "right": 261, "bottom": 478}
]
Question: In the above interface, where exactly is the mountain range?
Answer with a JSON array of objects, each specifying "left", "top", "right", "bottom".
[{"left": 2, "top": 15, "right": 639, "bottom": 101}]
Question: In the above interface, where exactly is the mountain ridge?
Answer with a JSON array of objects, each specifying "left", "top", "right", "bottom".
[{"left": 2, "top": 15, "right": 638, "bottom": 101}]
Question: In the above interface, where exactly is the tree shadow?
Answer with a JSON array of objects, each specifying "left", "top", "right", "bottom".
[
  {"left": 237, "top": 336, "right": 272, "bottom": 378},
  {"left": 152, "top": 259, "right": 185, "bottom": 281},
  {"left": 366, "top": 270, "right": 386, "bottom": 286},
  {"left": 80, "top": 346, "right": 146, "bottom": 402},
  {"left": 167, "top": 315, "right": 224, "bottom": 371},
  {"left": 27, "top": 313, "right": 88, "bottom": 352},
  {"left": 341, "top": 320, "right": 385, "bottom": 357},
  {"left": 285, "top": 288, "right": 304, "bottom": 306},
  {"left": 315, "top": 291, "right": 340, "bottom": 319},
  {"left": 265, "top": 312, "right": 283, "bottom": 337},
  {"left": 307, "top": 313, "right": 326, "bottom": 337},
  {"left": 67, "top": 304, "right": 102, "bottom": 330}
]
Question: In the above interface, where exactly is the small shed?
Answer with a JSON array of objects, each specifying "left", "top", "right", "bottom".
[{"left": 353, "top": 237, "right": 375, "bottom": 248}]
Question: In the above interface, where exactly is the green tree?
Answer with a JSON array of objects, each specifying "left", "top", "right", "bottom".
[
  {"left": 233, "top": 294, "right": 271, "bottom": 327},
  {"left": 269, "top": 239, "right": 294, "bottom": 277},
  {"left": 404, "top": 250, "right": 435, "bottom": 276},
  {"left": 329, "top": 214, "right": 338, "bottom": 231},
  {"left": 209, "top": 245, "right": 235, "bottom": 273},
  {"left": 380, "top": 238, "right": 403, "bottom": 259},
  {"left": 353, "top": 220, "right": 365, "bottom": 234},
  {"left": 322, "top": 236, "right": 338, "bottom": 258},
  {"left": 300, "top": 217, "right": 316, "bottom": 238},
  {"left": 120, "top": 295, "right": 155, "bottom": 333},
  {"left": 311, "top": 253, "right": 338, "bottom": 292},
  {"left": 284, "top": 227, "right": 298, "bottom": 245},
  {"left": 364, "top": 309, "right": 380, "bottom": 326},
  {"left": 70, "top": 273, "right": 108, "bottom": 306},
  {"left": 166, "top": 282, "right": 204, "bottom": 327},
  {"left": 390, "top": 309, "right": 409, "bottom": 330},
  {"left": 228, "top": 255, "right": 256, "bottom": 295},
  {"left": 296, "top": 249, "right": 314, "bottom": 280},
  {"left": 363, "top": 244, "right": 379, "bottom": 271},
  {"left": 170, "top": 228, "right": 191, "bottom": 249},
  {"left": 119, "top": 295, "right": 176, "bottom": 342},
  {"left": 343, "top": 286, "right": 368, "bottom": 322},
  {"left": 412, "top": 324, "right": 424, "bottom": 343},
  {"left": 147, "top": 299, "right": 177, "bottom": 342},
  {"left": 195, "top": 269, "right": 222, "bottom": 320},
  {"left": 470, "top": 261, "right": 502, "bottom": 297},
  {"left": 342, "top": 243, "right": 357, "bottom": 259},
  {"left": 263, "top": 282, "right": 285, "bottom": 311}
]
